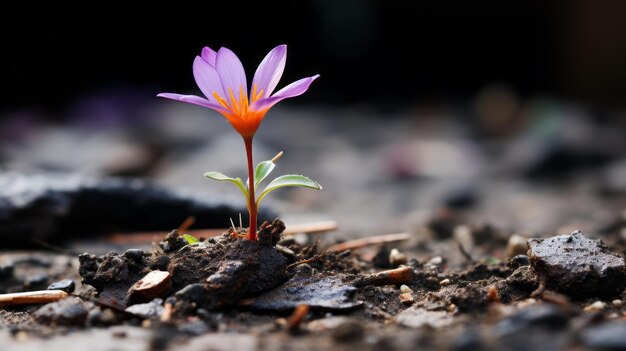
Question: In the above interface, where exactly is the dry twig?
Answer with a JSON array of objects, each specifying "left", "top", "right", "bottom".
[
  {"left": 325, "top": 232, "right": 411, "bottom": 252},
  {"left": 0, "top": 290, "right": 68, "bottom": 307}
]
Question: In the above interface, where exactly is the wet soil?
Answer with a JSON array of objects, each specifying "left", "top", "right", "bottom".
[{"left": 4, "top": 218, "right": 626, "bottom": 351}]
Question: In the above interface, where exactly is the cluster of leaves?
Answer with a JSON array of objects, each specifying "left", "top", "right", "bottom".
[
  {"left": 182, "top": 152, "right": 320, "bottom": 244},
  {"left": 204, "top": 152, "right": 321, "bottom": 209}
]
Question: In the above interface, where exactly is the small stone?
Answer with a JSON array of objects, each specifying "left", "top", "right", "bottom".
[
  {"left": 0, "top": 263, "right": 14, "bottom": 279},
  {"left": 34, "top": 296, "right": 90, "bottom": 326},
  {"left": 389, "top": 248, "right": 408, "bottom": 267},
  {"left": 440, "top": 279, "right": 451, "bottom": 286},
  {"left": 252, "top": 274, "right": 361, "bottom": 311},
  {"left": 506, "top": 234, "right": 528, "bottom": 258},
  {"left": 332, "top": 320, "right": 364, "bottom": 342},
  {"left": 400, "top": 285, "right": 412, "bottom": 293},
  {"left": 493, "top": 304, "right": 567, "bottom": 337},
  {"left": 396, "top": 307, "right": 454, "bottom": 328},
  {"left": 584, "top": 301, "right": 607, "bottom": 312},
  {"left": 508, "top": 255, "right": 530, "bottom": 269},
  {"left": 47, "top": 279, "right": 76, "bottom": 293},
  {"left": 372, "top": 246, "right": 392, "bottom": 269},
  {"left": 128, "top": 271, "right": 172, "bottom": 303},
  {"left": 179, "top": 320, "right": 210, "bottom": 335},
  {"left": 124, "top": 249, "right": 144, "bottom": 261},
  {"left": 175, "top": 283, "right": 209, "bottom": 304},
  {"left": 613, "top": 299, "right": 623, "bottom": 308},
  {"left": 528, "top": 230, "right": 626, "bottom": 298},
  {"left": 399, "top": 292, "right": 414, "bottom": 305},
  {"left": 427, "top": 256, "right": 443, "bottom": 266},
  {"left": 151, "top": 255, "right": 170, "bottom": 271},
  {"left": 125, "top": 298, "right": 164, "bottom": 319},
  {"left": 25, "top": 273, "right": 48, "bottom": 289},
  {"left": 486, "top": 286, "right": 500, "bottom": 303},
  {"left": 582, "top": 322, "right": 626, "bottom": 350}
]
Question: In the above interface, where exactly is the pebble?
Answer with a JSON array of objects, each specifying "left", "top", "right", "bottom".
[
  {"left": 427, "top": 256, "right": 443, "bottom": 266},
  {"left": 399, "top": 292, "right": 414, "bottom": 305},
  {"left": 179, "top": 320, "right": 210, "bottom": 335},
  {"left": 25, "top": 273, "right": 49, "bottom": 289},
  {"left": 331, "top": 320, "right": 364, "bottom": 342},
  {"left": 583, "top": 301, "right": 607, "bottom": 312},
  {"left": 439, "top": 279, "right": 451, "bottom": 286},
  {"left": 613, "top": 299, "right": 623, "bottom": 308},
  {"left": 389, "top": 248, "right": 407, "bottom": 267},
  {"left": 150, "top": 255, "right": 170, "bottom": 271},
  {"left": 400, "top": 285, "right": 412, "bottom": 293},
  {"left": 124, "top": 249, "right": 144, "bottom": 262},
  {"left": 395, "top": 307, "right": 454, "bottom": 328},
  {"left": 528, "top": 230, "right": 626, "bottom": 298},
  {"left": 47, "top": 279, "right": 76, "bottom": 293},
  {"left": 34, "top": 296, "right": 90, "bottom": 326},
  {"left": 252, "top": 274, "right": 361, "bottom": 311},
  {"left": 128, "top": 271, "right": 172, "bottom": 303},
  {"left": 0, "top": 263, "right": 15, "bottom": 279},
  {"left": 175, "top": 283, "right": 209, "bottom": 304},
  {"left": 506, "top": 234, "right": 528, "bottom": 258},
  {"left": 493, "top": 304, "right": 567, "bottom": 337},
  {"left": 125, "top": 298, "right": 164, "bottom": 319},
  {"left": 508, "top": 255, "right": 530, "bottom": 269},
  {"left": 582, "top": 322, "right": 626, "bottom": 350}
]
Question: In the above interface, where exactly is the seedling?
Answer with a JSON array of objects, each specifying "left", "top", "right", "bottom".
[{"left": 159, "top": 45, "right": 321, "bottom": 240}]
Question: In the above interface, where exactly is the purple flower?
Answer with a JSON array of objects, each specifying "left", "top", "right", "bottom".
[{"left": 158, "top": 45, "right": 319, "bottom": 137}]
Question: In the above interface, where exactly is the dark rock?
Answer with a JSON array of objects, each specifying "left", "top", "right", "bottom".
[
  {"left": 493, "top": 304, "right": 567, "bottom": 337},
  {"left": 47, "top": 279, "right": 75, "bottom": 293},
  {"left": 88, "top": 307, "right": 120, "bottom": 326},
  {"left": 508, "top": 255, "right": 530, "bottom": 269},
  {"left": 582, "top": 322, "right": 626, "bottom": 350},
  {"left": 151, "top": 255, "right": 170, "bottom": 271},
  {"left": 124, "top": 249, "right": 144, "bottom": 262},
  {"left": 25, "top": 273, "right": 49, "bottom": 289},
  {"left": 529, "top": 230, "right": 626, "bottom": 298},
  {"left": 0, "top": 172, "right": 275, "bottom": 248},
  {"left": 252, "top": 274, "right": 362, "bottom": 311},
  {"left": 34, "top": 296, "right": 91, "bottom": 326},
  {"left": 125, "top": 298, "right": 164, "bottom": 319},
  {"left": 175, "top": 283, "right": 209, "bottom": 304},
  {"left": 179, "top": 320, "right": 210, "bottom": 335},
  {"left": 372, "top": 246, "right": 392, "bottom": 269},
  {"left": 331, "top": 320, "right": 364, "bottom": 342},
  {"left": 0, "top": 263, "right": 15, "bottom": 280},
  {"left": 159, "top": 230, "right": 188, "bottom": 253}
]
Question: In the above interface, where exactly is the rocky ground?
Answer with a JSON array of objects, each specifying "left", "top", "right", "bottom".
[{"left": 2, "top": 96, "right": 626, "bottom": 350}]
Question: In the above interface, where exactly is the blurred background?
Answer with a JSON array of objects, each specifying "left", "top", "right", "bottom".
[{"left": 2, "top": 0, "right": 626, "bottom": 239}]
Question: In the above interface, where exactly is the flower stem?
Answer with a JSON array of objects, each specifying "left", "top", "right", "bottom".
[{"left": 243, "top": 136, "right": 257, "bottom": 240}]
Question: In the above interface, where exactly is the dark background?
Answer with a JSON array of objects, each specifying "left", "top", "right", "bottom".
[{"left": 3, "top": 0, "right": 626, "bottom": 112}]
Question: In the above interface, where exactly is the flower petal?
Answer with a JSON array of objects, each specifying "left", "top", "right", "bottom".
[
  {"left": 252, "top": 75, "right": 319, "bottom": 111},
  {"left": 193, "top": 56, "right": 226, "bottom": 103},
  {"left": 216, "top": 47, "right": 248, "bottom": 100},
  {"left": 157, "top": 93, "right": 227, "bottom": 113},
  {"left": 251, "top": 44, "right": 287, "bottom": 97},
  {"left": 200, "top": 47, "right": 217, "bottom": 67}
]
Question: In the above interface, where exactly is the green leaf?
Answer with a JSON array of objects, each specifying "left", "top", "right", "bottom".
[
  {"left": 182, "top": 234, "right": 200, "bottom": 244},
  {"left": 204, "top": 171, "right": 249, "bottom": 198},
  {"left": 256, "top": 174, "right": 322, "bottom": 206},
  {"left": 253, "top": 160, "right": 276, "bottom": 189}
]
